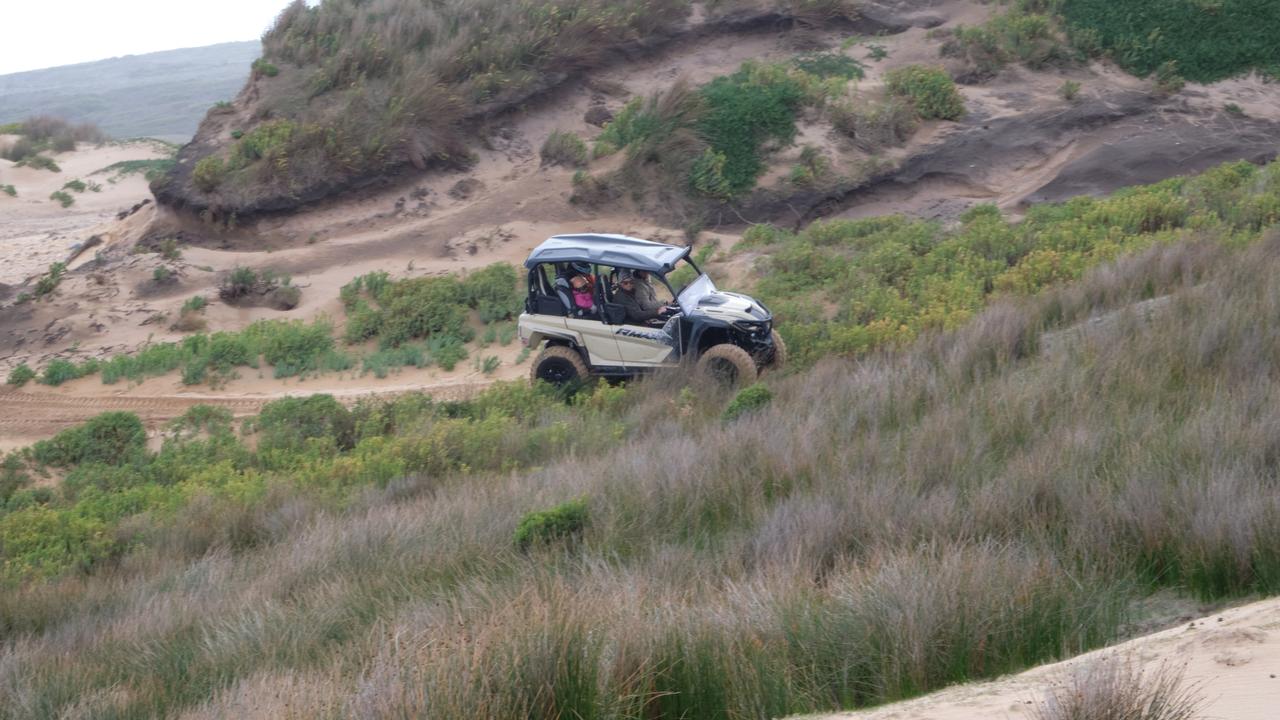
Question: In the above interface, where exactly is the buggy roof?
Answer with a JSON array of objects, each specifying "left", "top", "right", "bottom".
[{"left": 524, "top": 234, "right": 691, "bottom": 274}]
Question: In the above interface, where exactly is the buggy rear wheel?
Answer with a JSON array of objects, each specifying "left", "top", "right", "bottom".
[{"left": 531, "top": 345, "right": 591, "bottom": 388}]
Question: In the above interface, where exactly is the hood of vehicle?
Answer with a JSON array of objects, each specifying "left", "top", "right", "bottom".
[{"left": 689, "top": 290, "right": 771, "bottom": 323}]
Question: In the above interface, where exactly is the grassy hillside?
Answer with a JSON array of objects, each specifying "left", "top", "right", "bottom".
[
  {"left": 0, "top": 42, "right": 261, "bottom": 142},
  {"left": 154, "top": 0, "right": 859, "bottom": 215},
  {"left": 6, "top": 159, "right": 1280, "bottom": 717}
]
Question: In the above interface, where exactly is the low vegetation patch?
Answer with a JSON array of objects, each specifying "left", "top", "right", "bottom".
[
  {"left": 884, "top": 65, "right": 966, "bottom": 121},
  {"left": 540, "top": 130, "right": 589, "bottom": 168},
  {"left": 514, "top": 498, "right": 589, "bottom": 550},
  {"left": 218, "top": 266, "right": 301, "bottom": 310},
  {"left": 722, "top": 383, "right": 773, "bottom": 422},
  {"left": 48, "top": 190, "right": 74, "bottom": 208},
  {"left": 18, "top": 155, "right": 60, "bottom": 172},
  {"left": 93, "top": 158, "right": 177, "bottom": 183},
  {"left": 171, "top": 295, "right": 208, "bottom": 333},
  {"left": 942, "top": 7, "right": 1074, "bottom": 81},
  {"left": 1058, "top": 0, "right": 1280, "bottom": 82},
  {"left": 1, "top": 184, "right": 16, "bottom": 197},
  {"left": 597, "top": 59, "right": 849, "bottom": 202},
  {"left": 6, "top": 364, "right": 35, "bottom": 387},
  {"left": 21, "top": 262, "right": 67, "bottom": 301},
  {"left": 744, "top": 159, "right": 1280, "bottom": 364},
  {"left": 26, "top": 318, "right": 350, "bottom": 388},
  {"left": 830, "top": 96, "right": 917, "bottom": 150},
  {"left": 32, "top": 412, "right": 146, "bottom": 468},
  {"left": 340, "top": 263, "right": 520, "bottom": 349}
]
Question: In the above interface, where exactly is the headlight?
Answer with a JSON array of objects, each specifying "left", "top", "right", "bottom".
[{"left": 732, "top": 320, "right": 769, "bottom": 337}]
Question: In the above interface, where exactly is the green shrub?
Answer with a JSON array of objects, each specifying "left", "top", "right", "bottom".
[
  {"left": 7, "top": 364, "right": 35, "bottom": 387},
  {"left": 181, "top": 295, "right": 207, "bottom": 314},
  {"left": 690, "top": 149, "right": 732, "bottom": 199},
  {"left": 723, "top": 384, "right": 773, "bottom": 422},
  {"left": 257, "top": 319, "right": 336, "bottom": 377},
  {"left": 793, "top": 52, "right": 865, "bottom": 80},
  {"left": 462, "top": 263, "right": 521, "bottom": 322},
  {"left": 378, "top": 276, "right": 470, "bottom": 347},
  {"left": 206, "top": 333, "right": 253, "bottom": 370},
  {"left": 32, "top": 412, "right": 146, "bottom": 467},
  {"left": 885, "top": 66, "right": 965, "bottom": 120},
  {"left": 192, "top": 156, "right": 227, "bottom": 192},
  {"left": 1, "top": 184, "right": 15, "bottom": 197},
  {"left": 0, "top": 506, "right": 113, "bottom": 581},
  {"left": 343, "top": 301, "right": 384, "bottom": 344},
  {"left": 514, "top": 498, "right": 588, "bottom": 550},
  {"left": 540, "top": 130, "right": 589, "bottom": 168},
  {"left": 62, "top": 179, "right": 87, "bottom": 193},
  {"left": 0, "top": 453, "right": 30, "bottom": 503},
  {"left": 256, "top": 395, "right": 354, "bottom": 455},
  {"left": 234, "top": 120, "right": 297, "bottom": 165},
  {"left": 1058, "top": 80, "right": 1082, "bottom": 101},
  {"left": 219, "top": 266, "right": 259, "bottom": 300},
  {"left": 39, "top": 359, "right": 86, "bottom": 386},
  {"left": 251, "top": 58, "right": 280, "bottom": 78},
  {"left": 49, "top": 191, "right": 74, "bottom": 208},
  {"left": 698, "top": 62, "right": 808, "bottom": 194},
  {"left": 429, "top": 335, "right": 469, "bottom": 371},
  {"left": 153, "top": 266, "right": 175, "bottom": 284},
  {"left": 34, "top": 262, "right": 65, "bottom": 298}
]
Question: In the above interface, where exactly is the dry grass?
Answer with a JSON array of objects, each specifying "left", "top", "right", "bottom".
[
  {"left": 1033, "top": 658, "right": 1204, "bottom": 720},
  {"left": 7, "top": 227, "right": 1280, "bottom": 717}
]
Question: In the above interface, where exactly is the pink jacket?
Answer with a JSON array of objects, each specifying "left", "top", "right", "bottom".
[{"left": 572, "top": 288, "right": 594, "bottom": 311}]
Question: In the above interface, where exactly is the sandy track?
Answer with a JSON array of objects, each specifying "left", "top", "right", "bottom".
[
  {"left": 0, "top": 379, "right": 497, "bottom": 442},
  {"left": 0, "top": 390, "right": 265, "bottom": 440}
]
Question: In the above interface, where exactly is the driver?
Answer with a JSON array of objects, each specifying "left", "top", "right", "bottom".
[
  {"left": 617, "top": 268, "right": 676, "bottom": 325},
  {"left": 632, "top": 270, "right": 663, "bottom": 313}
]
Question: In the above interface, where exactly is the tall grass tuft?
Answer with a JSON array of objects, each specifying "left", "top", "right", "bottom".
[{"left": 1033, "top": 659, "right": 1204, "bottom": 720}]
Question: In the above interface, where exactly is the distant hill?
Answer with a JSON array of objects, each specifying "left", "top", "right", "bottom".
[{"left": 0, "top": 41, "right": 260, "bottom": 143}]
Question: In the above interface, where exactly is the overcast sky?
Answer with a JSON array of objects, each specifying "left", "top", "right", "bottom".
[{"left": 0, "top": 0, "right": 295, "bottom": 75}]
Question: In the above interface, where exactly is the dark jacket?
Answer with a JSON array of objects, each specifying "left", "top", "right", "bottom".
[{"left": 619, "top": 288, "right": 662, "bottom": 323}]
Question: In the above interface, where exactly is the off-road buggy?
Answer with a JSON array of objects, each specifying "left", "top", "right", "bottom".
[{"left": 518, "top": 233, "right": 784, "bottom": 387}]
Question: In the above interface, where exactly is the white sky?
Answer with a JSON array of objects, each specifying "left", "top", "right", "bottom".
[{"left": 0, "top": 0, "right": 295, "bottom": 75}]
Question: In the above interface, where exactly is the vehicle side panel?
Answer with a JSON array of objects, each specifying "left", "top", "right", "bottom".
[
  {"left": 614, "top": 324, "right": 677, "bottom": 367},
  {"left": 563, "top": 316, "right": 624, "bottom": 366}
]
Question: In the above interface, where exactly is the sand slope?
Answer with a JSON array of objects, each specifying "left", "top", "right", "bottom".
[{"left": 798, "top": 597, "right": 1280, "bottom": 720}]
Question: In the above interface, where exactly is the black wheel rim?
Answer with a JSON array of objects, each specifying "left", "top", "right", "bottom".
[{"left": 537, "top": 358, "right": 579, "bottom": 386}]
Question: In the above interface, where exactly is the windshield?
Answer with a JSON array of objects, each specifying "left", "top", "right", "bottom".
[{"left": 677, "top": 273, "right": 716, "bottom": 314}]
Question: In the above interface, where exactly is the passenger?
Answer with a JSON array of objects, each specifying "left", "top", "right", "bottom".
[
  {"left": 617, "top": 268, "right": 675, "bottom": 325},
  {"left": 569, "top": 273, "right": 597, "bottom": 315}
]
